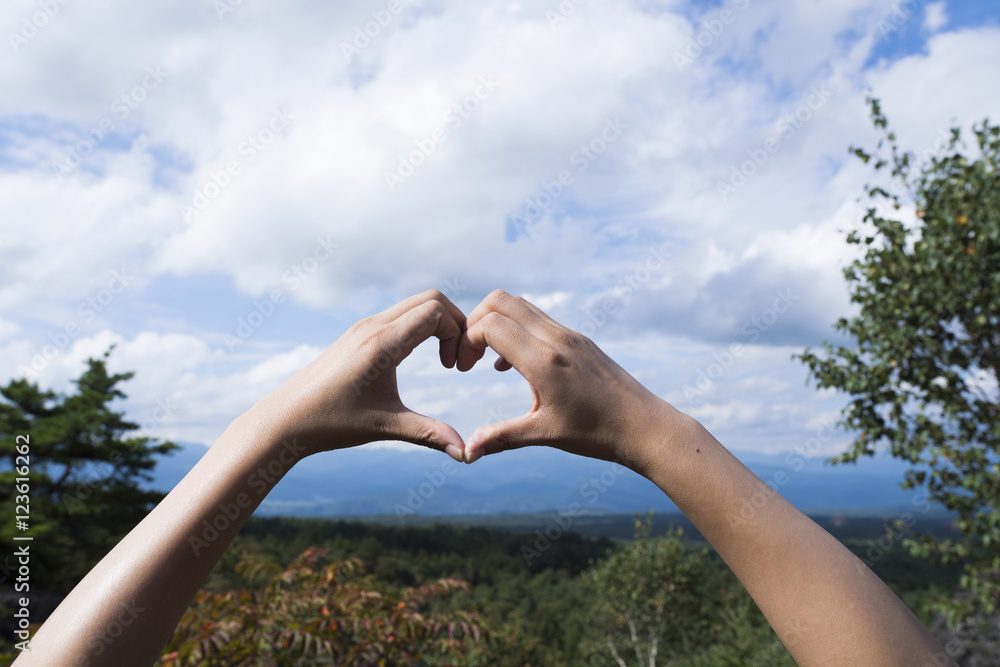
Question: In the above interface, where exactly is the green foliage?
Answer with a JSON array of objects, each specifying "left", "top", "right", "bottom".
[
  {"left": 797, "top": 97, "right": 1000, "bottom": 623},
  {"left": 158, "top": 547, "right": 487, "bottom": 666},
  {"left": 581, "top": 514, "right": 794, "bottom": 666},
  {"left": 229, "top": 517, "right": 610, "bottom": 666},
  {"left": 0, "top": 348, "right": 177, "bottom": 592},
  {"left": 679, "top": 591, "right": 795, "bottom": 667},
  {"left": 209, "top": 514, "right": 957, "bottom": 665}
]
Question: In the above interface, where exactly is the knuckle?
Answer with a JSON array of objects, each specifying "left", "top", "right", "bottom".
[
  {"left": 357, "top": 327, "right": 384, "bottom": 352},
  {"left": 419, "top": 299, "right": 446, "bottom": 321},
  {"left": 550, "top": 327, "right": 586, "bottom": 354},
  {"left": 424, "top": 288, "right": 446, "bottom": 302},
  {"left": 487, "top": 289, "right": 512, "bottom": 306},
  {"left": 349, "top": 315, "right": 374, "bottom": 334},
  {"left": 480, "top": 311, "right": 505, "bottom": 328},
  {"left": 489, "top": 427, "right": 518, "bottom": 454},
  {"left": 551, "top": 328, "right": 577, "bottom": 348},
  {"left": 574, "top": 329, "right": 595, "bottom": 347},
  {"left": 409, "top": 421, "right": 438, "bottom": 446},
  {"left": 541, "top": 346, "right": 570, "bottom": 368}
]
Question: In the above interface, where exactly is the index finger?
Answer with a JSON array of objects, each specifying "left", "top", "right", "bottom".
[
  {"left": 458, "top": 290, "right": 566, "bottom": 371},
  {"left": 457, "top": 310, "right": 559, "bottom": 378},
  {"left": 463, "top": 290, "right": 548, "bottom": 332},
  {"left": 377, "top": 289, "right": 466, "bottom": 327},
  {"left": 380, "top": 290, "right": 467, "bottom": 368}
]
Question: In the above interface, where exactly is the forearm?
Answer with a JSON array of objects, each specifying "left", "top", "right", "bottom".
[
  {"left": 15, "top": 406, "right": 301, "bottom": 667},
  {"left": 10, "top": 290, "right": 466, "bottom": 665},
  {"left": 638, "top": 407, "right": 954, "bottom": 667}
]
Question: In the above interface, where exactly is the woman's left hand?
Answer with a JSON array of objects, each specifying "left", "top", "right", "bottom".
[{"left": 254, "top": 289, "right": 468, "bottom": 461}]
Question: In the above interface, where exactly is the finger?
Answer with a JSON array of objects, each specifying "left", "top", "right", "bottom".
[
  {"left": 457, "top": 311, "right": 552, "bottom": 375},
  {"left": 375, "top": 289, "right": 466, "bottom": 325},
  {"left": 386, "top": 298, "right": 464, "bottom": 366},
  {"left": 464, "top": 290, "right": 548, "bottom": 335},
  {"left": 495, "top": 356, "right": 513, "bottom": 372},
  {"left": 377, "top": 290, "right": 467, "bottom": 367},
  {"left": 464, "top": 412, "right": 542, "bottom": 463},
  {"left": 386, "top": 409, "right": 466, "bottom": 462},
  {"left": 459, "top": 291, "right": 566, "bottom": 371},
  {"left": 513, "top": 297, "right": 568, "bottom": 331},
  {"left": 439, "top": 330, "right": 460, "bottom": 370}
]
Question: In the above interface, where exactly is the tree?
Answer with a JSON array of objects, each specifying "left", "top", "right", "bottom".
[
  {"left": 797, "top": 98, "right": 1000, "bottom": 624},
  {"left": 582, "top": 516, "right": 711, "bottom": 666},
  {"left": 0, "top": 348, "right": 178, "bottom": 592},
  {"left": 581, "top": 515, "right": 794, "bottom": 667},
  {"left": 158, "top": 547, "right": 488, "bottom": 666}
]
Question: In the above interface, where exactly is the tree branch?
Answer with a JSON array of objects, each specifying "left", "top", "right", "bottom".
[{"left": 608, "top": 641, "right": 628, "bottom": 667}]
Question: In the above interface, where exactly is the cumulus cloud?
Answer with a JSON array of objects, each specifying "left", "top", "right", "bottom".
[
  {"left": 1, "top": 0, "right": 998, "bottom": 453},
  {"left": 924, "top": 2, "right": 949, "bottom": 32}
]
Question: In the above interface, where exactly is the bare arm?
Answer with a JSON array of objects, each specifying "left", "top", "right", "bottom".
[
  {"left": 457, "top": 290, "right": 956, "bottom": 667},
  {"left": 15, "top": 290, "right": 467, "bottom": 667}
]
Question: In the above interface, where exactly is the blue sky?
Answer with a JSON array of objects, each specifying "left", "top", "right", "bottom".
[{"left": 1, "top": 0, "right": 999, "bottom": 463}]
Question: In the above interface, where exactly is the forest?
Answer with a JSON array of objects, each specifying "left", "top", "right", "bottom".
[{"left": 131, "top": 512, "right": 960, "bottom": 666}]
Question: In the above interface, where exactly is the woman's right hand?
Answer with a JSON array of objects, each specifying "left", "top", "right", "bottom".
[{"left": 457, "top": 290, "right": 690, "bottom": 470}]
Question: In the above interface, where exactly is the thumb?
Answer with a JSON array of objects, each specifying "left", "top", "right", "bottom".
[
  {"left": 465, "top": 412, "right": 541, "bottom": 464},
  {"left": 388, "top": 409, "right": 466, "bottom": 463}
]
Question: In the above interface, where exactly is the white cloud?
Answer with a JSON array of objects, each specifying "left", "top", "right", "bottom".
[
  {"left": 924, "top": 2, "right": 948, "bottom": 32},
  {"left": 686, "top": 399, "right": 763, "bottom": 429},
  {"left": 1, "top": 0, "right": 998, "bottom": 456},
  {"left": 0, "top": 318, "right": 19, "bottom": 340}
]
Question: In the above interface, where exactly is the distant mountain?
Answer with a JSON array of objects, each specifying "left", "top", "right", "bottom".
[{"left": 145, "top": 442, "right": 929, "bottom": 519}]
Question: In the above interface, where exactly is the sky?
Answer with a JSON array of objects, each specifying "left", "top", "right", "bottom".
[{"left": 1, "top": 0, "right": 999, "bottom": 462}]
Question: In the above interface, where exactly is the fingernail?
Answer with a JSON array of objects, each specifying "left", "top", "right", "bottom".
[
  {"left": 465, "top": 447, "right": 483, "bottom": 464},
  {"left": 445, "top": 444, "right": 464, "bottom": 462}
]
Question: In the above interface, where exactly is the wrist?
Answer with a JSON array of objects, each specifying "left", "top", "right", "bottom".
[
  {"left": 230, "top": 397, "right": 311, "bottom": 462},
  {"left": 623, "top": 400, "right": 714, "bottom": 481},
  {"left": 236, "top": 388, "right": 318, "bottom": 460}
]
